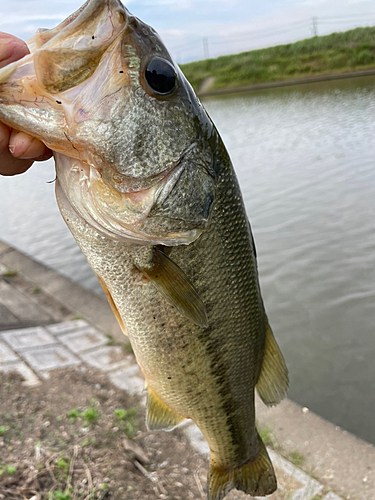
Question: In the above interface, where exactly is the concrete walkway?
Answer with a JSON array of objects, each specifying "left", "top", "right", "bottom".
[{"left": 1, "top": 239, "right": 374, "bottom": 500}]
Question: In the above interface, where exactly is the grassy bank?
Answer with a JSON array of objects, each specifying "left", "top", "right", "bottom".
[{"left": 180, "top": 26, "right": 375, "bottom": 92}]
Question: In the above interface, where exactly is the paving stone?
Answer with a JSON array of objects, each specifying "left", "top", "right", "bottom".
[
  {"left": 0, "top": 340, "right": 19, "bottom": 363},
  {"left": 46, "top": 320, "right": 89, "bottom": 336},
  {"left": 322, "top": 493, "right": 344, "bottom": 500},
  {"left": 21, "top": 345, "right": 81, "bottom": 371},
  {"left": 58, "top": 327, "right": 108, "bottom": 354},
  {"left": 1, "top": 327, "right": 57, "bottom": 351},
  {"left": 79, "top": 346, "right": 129, "bottom": 372},
  {"left": 0, "top": 361, "right": 40, "bottom": 386},
  {"left": 109, "top": 363, "right": 145, "bottom": 396}
]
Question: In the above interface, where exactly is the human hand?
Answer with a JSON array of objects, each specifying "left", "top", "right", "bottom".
[{"left": 0, "top": 32, "right": 52, "bottom": 176}]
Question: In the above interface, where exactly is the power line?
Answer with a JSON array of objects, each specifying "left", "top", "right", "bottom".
[{"left": 170, "top": 13, "right": 375, "bottom": 62}]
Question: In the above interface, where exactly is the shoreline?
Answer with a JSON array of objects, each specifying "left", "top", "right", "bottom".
[
  {"left": 197, "top": 68, "right": 375, "bottom": 97},
  {"left": 1, "top": 239, "right": 375, "bottom": 499}
]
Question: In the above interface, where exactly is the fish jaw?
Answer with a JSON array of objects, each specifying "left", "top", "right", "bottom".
[{"left": 55, "top": 152, "right": 205, "bottom": 245}]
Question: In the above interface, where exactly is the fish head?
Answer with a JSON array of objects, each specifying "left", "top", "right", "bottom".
[{"left": 0, "top": 0, "right": 218, "bottom": 245}]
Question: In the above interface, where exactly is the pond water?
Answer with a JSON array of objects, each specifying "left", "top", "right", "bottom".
[{"left": 0, "top": 75, "right": 374, "bottom": 444}]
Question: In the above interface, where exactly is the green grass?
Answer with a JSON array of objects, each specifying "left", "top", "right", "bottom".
[
  {"left": 66, "top": 406, "right": 99, "bottom": 426},
  {"left": 180, "top": 26, "right": 375, "bottom": 91},
  {"left": 2, "top": 268, "right": 18, "bottom": 278},
  {"left": 287, "top": 450, "right": 305, "bottom": 467}
]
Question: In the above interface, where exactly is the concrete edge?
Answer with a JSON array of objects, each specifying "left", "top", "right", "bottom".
[
  {"left": 0, "top": 239, "right": 123, "bottom": 341},
  {"left": 197, "top": 69, "right": 375, "bottom": 98}
]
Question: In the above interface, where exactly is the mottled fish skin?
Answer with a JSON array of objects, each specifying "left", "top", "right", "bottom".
[
  {"left": 0, "top": 1, "right": 288, "bottom": 498},
  {"left": 57, "top": 137, "right": 264, "bottom": 469}
]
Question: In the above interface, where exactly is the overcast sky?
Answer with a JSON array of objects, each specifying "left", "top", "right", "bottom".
[{"left": 0, "top": 0, "right": 374, "bottom": 63}]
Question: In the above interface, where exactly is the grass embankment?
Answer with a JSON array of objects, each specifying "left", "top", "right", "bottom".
[{"left": 180, "top": 26, "right": 375, "bottom": 92}]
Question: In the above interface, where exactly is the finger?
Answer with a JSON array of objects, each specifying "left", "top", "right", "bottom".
[
  {"left": 0, "top": 122, "right": 33, "bottom": 176},
  {"left": 0, "top": 32, "right": 29, "bottom": 68},
  {"left": 9, "top": 129, "right": 51, "bottom": 160}
]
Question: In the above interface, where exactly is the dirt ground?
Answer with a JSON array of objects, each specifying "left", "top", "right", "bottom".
[{"left": 0, "top": 368, "right": 210, "bottom": 500}]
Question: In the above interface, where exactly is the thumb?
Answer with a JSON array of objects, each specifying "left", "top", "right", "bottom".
[{"left": 0, "top": 32, "right": 29, "bottom": 69}]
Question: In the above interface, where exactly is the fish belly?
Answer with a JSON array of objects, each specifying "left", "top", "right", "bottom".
[{"left": 56, "top": 161, "right": 265, "bottom": 471}]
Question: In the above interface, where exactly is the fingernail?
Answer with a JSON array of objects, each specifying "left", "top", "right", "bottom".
[{"left": 9, "top": 144, "right": 15, "bottom": 155}]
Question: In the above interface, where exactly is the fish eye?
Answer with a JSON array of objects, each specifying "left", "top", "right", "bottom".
[{"left": 145, "top": 58, "right": 177, "bottom": 95}]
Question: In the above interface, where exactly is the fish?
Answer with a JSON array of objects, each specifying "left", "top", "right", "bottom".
[{"left": 0, "top": 1, "right": 289, "bottom": 498}]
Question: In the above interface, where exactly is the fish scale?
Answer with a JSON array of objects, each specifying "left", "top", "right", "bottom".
[{"left": 0, "top": 1, "right": 288, "bottom": 498}]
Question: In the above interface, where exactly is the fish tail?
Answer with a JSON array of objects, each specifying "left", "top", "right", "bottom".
[{"left": 207, "top": 433, "right": 276, "bottom": 500}]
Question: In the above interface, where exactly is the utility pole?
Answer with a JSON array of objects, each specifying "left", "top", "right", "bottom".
[
  {"left": 312, "top": 16, "right": 318, "bottom": 37},
  {"left": 203, "top": 37, "right": 209, "bottom": 60}
]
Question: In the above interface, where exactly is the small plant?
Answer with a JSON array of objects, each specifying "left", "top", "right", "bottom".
[
  {"left": 122, "top": 342, "right": 134, "bottom": 354},
  {"left": 0, "top": 464, "right": 16, "bottom": 475},
  {"left": 114, "top": 409, "right": 127, "bottom": 420},
  {"left": 32, "top": 286, "right": 41, "bottom": 293},
  {"left": 56, "top": 457, "right": 69, "bottom": 473},
  {"left": 81, "top": 407, "right": 99, "bottom": 424},
  {"left": 48, "top": 491, "right": 72, "bottom": 500},
  {"left": 66, "top": 408, "right": 80, "bottom": 421},
  {"left": 113, "top": 407, "right": 138, "bottom": 438},
  {"left": 66, "top": 407, "right": 99, "bottom": 426},
  {"left": 105, "top": 333, "right": 116, "bottom": 346},
  {"left": 2, "top": 268, "right": 18, "bottom": 278},
  {"left": 258, "top": 425, "right": 277, "bottom": 448},
  {"left": 288, "top": 450, "right": 305, "bottom": 467},
  {"left": 0, "top": 426, "right": 9, "bottom": 437}
]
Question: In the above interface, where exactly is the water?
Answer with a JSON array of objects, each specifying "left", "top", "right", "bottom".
[{"left": 0, "top": 75, "right": 375, "bottom": 444}]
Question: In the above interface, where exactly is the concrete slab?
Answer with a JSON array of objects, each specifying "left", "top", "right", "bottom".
[
  {"left": 0, "top": 241, "right": 11, "bottom": 254},
  {"left": 79, "top": 346, "right": 130, "bottom": 372},
  {"left": 0, "top": 340, "right": 19, "bottom": 363},
  {"left": 0, "top": 248, "right": 122, "bottom": 339},
  {"left": 58, "top": 327, "right": 108, "bottom": 353},
  {"left": 0, "top": 281, "right": 52, "bottom": 323},
  {"left": 267, "top": 450, "right": 323, "bottom": 500},
  {"left": 0, "top": 360, "right": 40, "bottom": 386},
  {"left": 46, "top": 320, "right": 89, "bottom": 336},
  {"left": 21, "top": 345, "right": 81, "bottom": 371},
  {"left": 323, "top": 493, "right": 344, "bottom": 500},
  {"left": 1, "top": 327, "right": 57, "bottom": 351},
  {"left": 109, "top": 363, "right": 145, "bottom": 396},
  {"left": 0, "top": 303, "right": 19, "bottom": 327},
  {"left": 255, "top": 396, "right": 375, "bottom": 500}
]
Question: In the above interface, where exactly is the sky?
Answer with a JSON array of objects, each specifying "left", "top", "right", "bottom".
[{"left": 0, "top": 0, "right": 374, "bottom": 63}]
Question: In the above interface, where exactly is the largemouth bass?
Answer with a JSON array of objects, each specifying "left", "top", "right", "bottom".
[{"left": 0, "top": 1, "right": 288, "bottom": 498}]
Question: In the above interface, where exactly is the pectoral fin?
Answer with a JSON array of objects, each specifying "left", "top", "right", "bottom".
[
  {"left": 256, "top": 315, "right": 289, "bottom": 406},
  {"left": 146, "top": 386, "right": 185, "bottom": 431},
  {"left": 134, "top": 247, "right": 208, "bottom": 328}
]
